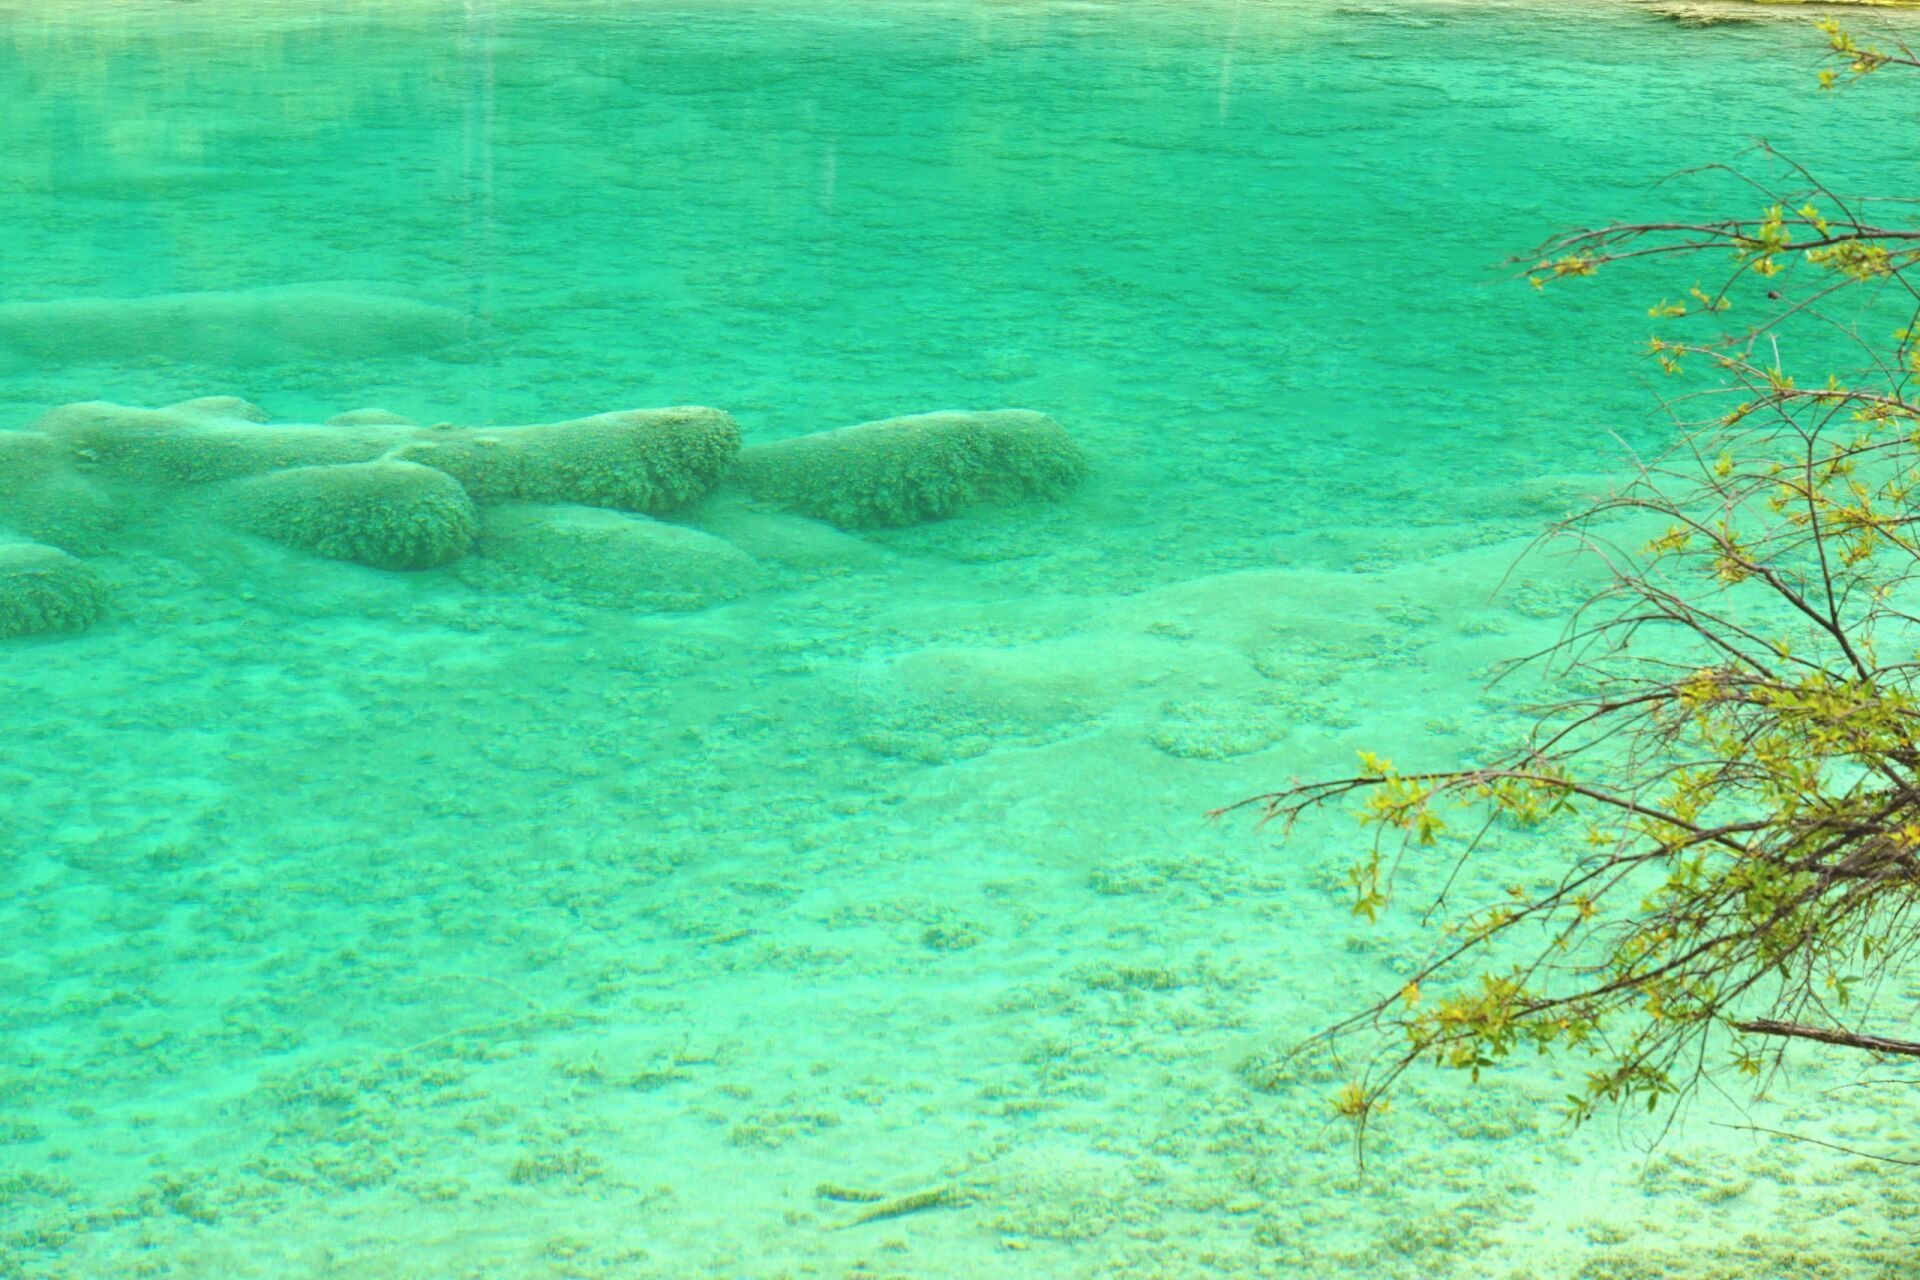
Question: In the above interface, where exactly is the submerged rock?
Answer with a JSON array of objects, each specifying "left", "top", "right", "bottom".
[
  {"left": 35, "top": 401, "right": 388, "bottom": 484},
  {"left": 391, "top": 408, "right": 740, "bottom": 513},
  {"left": 32, "top": 400, "right": 741, "bottom": 515},
  {"left": 687, "top": 494, "right": 892, "bottom": 573},
  {"left": 229, "top": 460, "right": 480, "bottom": 571},
  {"left": 733, "top": 409, "right": 1085, "bottom": 528},
  {"left": 0, "top": 543, "right": 108, "bottom": 638},
  {"left": 0, "top": 428, "right": 121, "bottom": 553},
  {"left": 0, "top": 283, "right": 472, "bottom": 366},
  {"left": 461, "top": 503, "right": 762, "bottom": 611}
]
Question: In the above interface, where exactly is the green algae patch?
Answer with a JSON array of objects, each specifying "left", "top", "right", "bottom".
[
  {"left": 733, "top": 410, "right": 1086, "bottom": 528},
  {"left": 0, "top": 543, "right": 108, "bottom": 638},
  {"left": 230, "top": 460, "right": 480, "bottom": 571}
]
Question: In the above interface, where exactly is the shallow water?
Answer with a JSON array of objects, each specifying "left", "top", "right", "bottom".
[{"left": 4, "top": 1, "right": 1920, "bottom": 1276}]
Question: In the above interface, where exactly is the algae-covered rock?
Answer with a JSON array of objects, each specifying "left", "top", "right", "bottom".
[
  {"left": 230, "top": 460, "right": 480, "bottom": 570},
  {"left": 0, "top": 543, "right": 108, "bottom": 638},
  {"left": 733, "top": 410, "right": 1086, "bottom": 529},
  {"left": 461, "top": 503, "right": 761, "bottom": 610},
  {"left": 0, "top": 428, "right": 64, "bottom": 489},
  {"left": 34, "top": 401, "right": 739, "bottom": 514},
  {"left": 35, "top": 401, "right": 382, "bottom": 484},
  {"left": 0, "top": 284, "right": 471, "bottom": 366},
  {"left": 0, "top": 428, "right": 121, "bottom": 552},
  {"left": 392, "top": 408, "right": 740, "bottom": 514}
]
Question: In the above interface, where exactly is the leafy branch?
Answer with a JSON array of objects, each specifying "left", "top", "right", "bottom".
[{"left": 1231, "top": 20, "right": 1920, "bottom": 1134}]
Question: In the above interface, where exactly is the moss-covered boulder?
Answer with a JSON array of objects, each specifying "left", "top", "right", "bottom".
[
  {"left": 0, "top": 284, "right": 472, "bottom": 366},
  {"left": 391, "top": 407, "right": 740, "bottom": 513},
  {"left": 0, "top": 543, "right": 109, "bottom": 638},
  {"left": 33, "top": 401, "right": 740, "bottom": 514},
  {"left": 229, "top": 459, "right": 480, "bottom": 570},
  {"left": 733, "top": 410, "right": 1086, "bottom": 529},
  {"left": 0, "top": 428, "right": 63, "bottom": 491},
  {"left": 0, "top": 428, "right": 121, "bottom": 552},
  {"left": 459, "top": 503, "right": 761, "bottom": 611},
  {"left": 34, "top": 401, "right": 382, "bottom": 484}
]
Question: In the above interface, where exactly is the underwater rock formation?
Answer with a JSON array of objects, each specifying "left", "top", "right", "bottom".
[
  {"left": 0, "top": 427, "right": 120, "bottom": 553},
  {"left": 688, "top": 495, "right": 893, "bottom": 573},
  {"left": 459, "top": 503, "right": 762, "bottom": 610},
  {"left": 34, "top": 400, "right": 741, "bottom": 514},
  {"left": 0, "top": 283, "right": 472, "bottom": 367},
  {"left": 36, "top": 400, "right": 397, "bottom": 483},
  {"left": 733, "top": 409, "right": 1086, "bottom": 528},
  {"left": 0, "top": 396, "right": 1090, "bottom": 636},
  {"left": 389, "top": 408, "right": 740, "bottom": 512},
  {"left": 230, "top": 460, "right": 480, "bottom": 571},
  {"left": 0, "top": 542, "right": 108, "bottom": 638}
]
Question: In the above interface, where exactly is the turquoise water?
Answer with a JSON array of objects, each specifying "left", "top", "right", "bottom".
[{"left": 5, "top": 1, "right": 1920, "bottom": 1276}]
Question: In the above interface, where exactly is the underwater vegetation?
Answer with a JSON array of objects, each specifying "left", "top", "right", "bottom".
[{"left": 0, "top": 399, "right": 1089, "bottom": 636}]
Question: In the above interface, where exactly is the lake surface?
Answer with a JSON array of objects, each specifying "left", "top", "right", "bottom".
[{"left": 3, "top": 1, "right": 1917, "bottom": 1276}]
